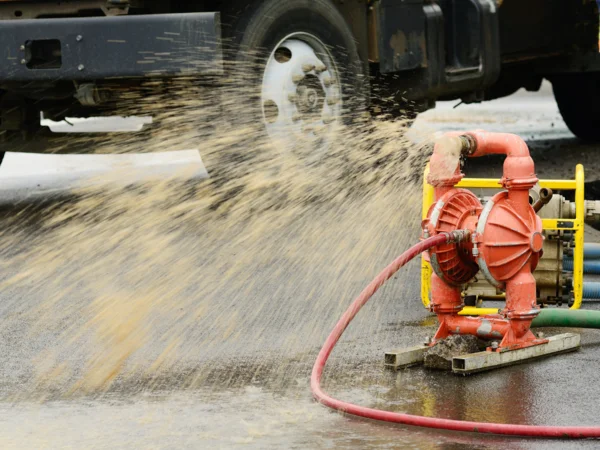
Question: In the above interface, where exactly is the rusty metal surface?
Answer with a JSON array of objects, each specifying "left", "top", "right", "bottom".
[
  {"left": 335, "top": 0, "right": 370, "bottom": 71},
  {"left": 376, "top": 0, "right": 426, "bottom": 73}
]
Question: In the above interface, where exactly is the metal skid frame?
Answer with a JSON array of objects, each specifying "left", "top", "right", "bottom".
[{"left": 385, "top": 333, "right": 581, "bottom": 375}]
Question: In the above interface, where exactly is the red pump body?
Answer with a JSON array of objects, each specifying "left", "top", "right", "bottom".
[{"left": 424, "top": 131, "right": 546, "bottom": 351}]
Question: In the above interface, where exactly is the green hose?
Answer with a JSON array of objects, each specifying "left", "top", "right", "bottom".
[{"left": 532, "top": 309, "right": 600, "bottom": 329}]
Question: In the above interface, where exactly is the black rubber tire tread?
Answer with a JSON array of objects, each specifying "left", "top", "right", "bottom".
[{"left": 552, "top": 74, "right": 600, "bottom": 142}]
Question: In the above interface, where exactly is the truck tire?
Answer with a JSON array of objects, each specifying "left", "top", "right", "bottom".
[
  {"left": 552, "top": 74, "right": 600, "bottom": 141},
  {"left": 224, "top": 0, "right": 368, "bottom": 160}
]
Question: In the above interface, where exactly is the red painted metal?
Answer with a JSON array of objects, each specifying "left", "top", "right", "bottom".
[
  {"left": 425, "top": 131, "right": 546, "bottom": 351},
  {"left": 425, "top": 189, "right": 481, "bottom": 285}
]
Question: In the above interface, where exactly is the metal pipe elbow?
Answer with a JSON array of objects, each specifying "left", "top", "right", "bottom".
[{"left": 465, "top": 131, "right": 537, "bottom": 190}]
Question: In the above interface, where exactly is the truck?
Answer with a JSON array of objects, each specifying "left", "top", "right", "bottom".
[{"left": 0, "top": 0, "right": 598, "bottom": 164}]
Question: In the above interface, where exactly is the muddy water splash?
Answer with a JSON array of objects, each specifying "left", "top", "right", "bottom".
[
  {"left": 0, "top": 60, "right": 436, "bottom": 401},
  {"left": 427, "top": 134, "right": 464, "bottom": 184}
]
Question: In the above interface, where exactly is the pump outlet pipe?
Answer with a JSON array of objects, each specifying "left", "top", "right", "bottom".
[{"left": 312, "top": 233, "right": 600, "bottom": 438}]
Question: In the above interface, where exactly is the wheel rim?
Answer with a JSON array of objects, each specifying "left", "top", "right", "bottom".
[{"left": 261, "top": 33, "right": 342, "bottom": 157}]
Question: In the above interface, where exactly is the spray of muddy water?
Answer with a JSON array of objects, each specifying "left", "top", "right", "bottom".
[
  {"left": 0, "top": 58, "right": 440, "bottom": 402},
  {"left": 427, "top": 134, "right": 464, "bottom": 184}
]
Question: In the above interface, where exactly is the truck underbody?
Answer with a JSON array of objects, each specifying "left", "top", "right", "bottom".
[{"left": 0, "top": 0, "right": 598, "bottom": 143}]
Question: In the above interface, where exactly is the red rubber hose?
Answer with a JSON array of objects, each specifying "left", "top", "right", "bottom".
[{"left": 311, "top": 233, "right": 600, "bottom": 438}]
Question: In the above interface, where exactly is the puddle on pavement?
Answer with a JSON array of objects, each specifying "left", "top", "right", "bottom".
[{"left": 0, "top": 386, "right": 515, "bottom": 450}]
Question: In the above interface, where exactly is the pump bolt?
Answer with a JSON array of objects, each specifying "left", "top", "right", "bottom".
[
  {"left": 302, "top": 64, "right": 315, "bottom": 73},
  {"left": 292, "top": 74, "right": 305, "bottom": 84},
  {"left": 315, "top": 64, "right": 327, "bottom": 73},
  {"left": 19, "top": 45, "right": 25, "bottom": 51},
  {"left": 491, "top": 341, "right": 499, "bottom": 350},
  {"left": 327, "top": 96, "right": 339, "bottom": 106},
  {"left": 537, "top": 332, "right": 545, "bottom": 339},
  {"left": 76, "top": 35, "right": 83, "bottom": 42},
  {"left": 323, "top": 77, "right": 334, "bottom": 87},
  {"left": 423, "top": 336, "right": 432, "bottom": 346},
  {"left": 288, "top": 93, "right": 298, "bottom": 103}
]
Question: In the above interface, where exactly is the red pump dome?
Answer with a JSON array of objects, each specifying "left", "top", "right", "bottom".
[
  {"left": 476, "top": 191, "right": 543, "bottom": 287},
  {"left": 426, "top": 188, "right": 481, "bottom": 285}
]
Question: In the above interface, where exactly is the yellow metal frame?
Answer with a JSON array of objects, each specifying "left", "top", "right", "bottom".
[{"left": 421, "top": 164, "right": 585, "bottom": 313}]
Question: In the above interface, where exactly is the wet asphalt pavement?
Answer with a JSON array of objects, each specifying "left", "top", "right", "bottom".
[{"left": 3, "top": 82, "right": 600, "bottom": 449}]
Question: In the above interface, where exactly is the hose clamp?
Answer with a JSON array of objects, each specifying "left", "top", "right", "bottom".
[
  {"left": 443, "top": 229, "right": 471, "bottom": 244},
  {"left": 459, "top": 134, "right": 477, "bottom": 156}
]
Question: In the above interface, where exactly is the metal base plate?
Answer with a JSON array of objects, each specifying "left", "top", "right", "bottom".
[
  {"left": 384, "top": 344, "right": 429, "bottom": 370},
  {"left": 384, "top": 333, "right": 580, "bottom": 374},
  {"left": 452, "top": 333, "right": 580, "bottom": 375}
]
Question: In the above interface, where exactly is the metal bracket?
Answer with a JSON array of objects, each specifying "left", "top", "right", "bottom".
[
  {"left": 384, "top": 344, "right": 429, "bottom": 369},
  {"left": 452, "top": 333, "right": 580, "bottom": 375}
]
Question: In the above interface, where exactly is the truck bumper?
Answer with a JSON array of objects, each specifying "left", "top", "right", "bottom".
[{"left": 0, "top": 12, "right": 222, "bottom": 81}]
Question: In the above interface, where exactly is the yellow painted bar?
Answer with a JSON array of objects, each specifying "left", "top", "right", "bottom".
[
  {"left": 421, "top": 262, "right": 432, "bottom": 308},
  {"left": 571, "top": 164, "right": 585, "bottom": 309},
  {"left": 541, "top": 219, "right": 580, "bottom": 231},
  {"left": 422, "top": 164, "right": 434, "bottom": 220},
  {"left": 459, "top": 307, "right": 500, "bottom": 316},
  {"left": 539, "top": 180, "right": 577, "bottom": 190},
  {"left": 455, "top": 178, "right": 501, "bottom": 189},
  {"left": 421, "top": 164, "right": 434, "bottom": 308},
  {"left": 456, "top": 178, "right": 577, "bottom": 190}
]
